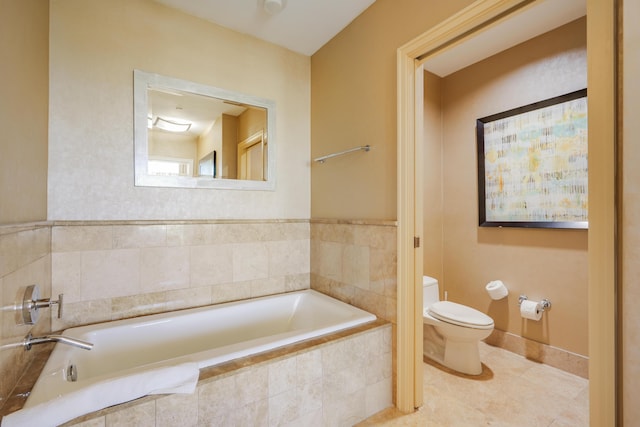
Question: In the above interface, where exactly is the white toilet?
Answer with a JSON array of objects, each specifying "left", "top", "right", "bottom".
[{"left": 422, "top": 276, "right": 494, "bottom": 375}]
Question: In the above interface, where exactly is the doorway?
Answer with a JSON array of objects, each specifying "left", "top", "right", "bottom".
[{"left": 395, "top": 0, "right": 617, "bottom": 425}]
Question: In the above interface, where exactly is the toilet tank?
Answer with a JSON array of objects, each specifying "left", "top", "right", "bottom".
[{"left": 423, "top": 276, "right": 440, "bottom": 308}]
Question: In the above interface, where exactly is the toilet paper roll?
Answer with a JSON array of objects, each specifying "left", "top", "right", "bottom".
[
  {"left": 520, "top": 299, "right": 543, "bottom": 321},
  {"left": 485, "top": 280, "right": 508, "bottom": 300}
]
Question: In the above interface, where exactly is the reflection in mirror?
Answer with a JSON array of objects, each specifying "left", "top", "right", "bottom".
[{"left": 134, "top": 70, "right": 276, "bottom": 190}]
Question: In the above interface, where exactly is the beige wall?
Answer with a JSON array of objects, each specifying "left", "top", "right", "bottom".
[
  {"left": 148, "top": 130, "right": 198, "bottom": 168},
  {"left": 310, "top": 0, "right": 476, "bottom": 220},
  {"left": 48, "top": 0, "right": 310, "bottom": 221},
  {"left": 0, "top": 0, "right": 49, "bottom": 224},
  {"left": 622, "top": 0, "right": 640, "bottom": 421},
  {"left": 433, "top": 18, "right": 588, "bottom": 356},
  {"left": 423, "top": 72, "right": 444, "bottom": 283}
]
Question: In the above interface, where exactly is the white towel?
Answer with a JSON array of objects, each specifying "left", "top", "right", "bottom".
[{"left": 1, "top": 362, "right": 200, "bottom": 427}]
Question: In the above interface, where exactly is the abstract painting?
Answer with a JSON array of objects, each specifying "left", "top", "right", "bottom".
[{"left": 476, "top": 89, "right": 588, "bottom": 229}]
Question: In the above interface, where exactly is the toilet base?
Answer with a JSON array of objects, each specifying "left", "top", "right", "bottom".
[
  {"left": 423, "top": 324, "right": 484, "bottom": 375},
  {"left": 442, "top": 339, "right": 483, "bottom": 375}
]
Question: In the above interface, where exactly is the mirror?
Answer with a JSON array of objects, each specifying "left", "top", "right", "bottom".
[{"left": 134, "top": 70, "right": 276, "bottom": 190}]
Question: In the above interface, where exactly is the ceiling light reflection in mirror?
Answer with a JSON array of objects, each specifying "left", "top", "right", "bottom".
[{"left": 134, "top": 70, "right": 276, "bottom": 190}]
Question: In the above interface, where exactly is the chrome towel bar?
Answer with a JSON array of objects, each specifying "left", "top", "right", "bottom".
[{"left": 313, "top": 145, "right": 370, "bottom": 163}]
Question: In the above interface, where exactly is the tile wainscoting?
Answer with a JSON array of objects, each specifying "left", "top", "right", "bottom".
[
  {"left": 0, "top": 223, "right": 52, "bottom": 410},
  {"left": 50, "top": 220, "right": 310, "bottom": 330},
  {"left": 310, "top": 220, "right": 398, "bottom": 323}
]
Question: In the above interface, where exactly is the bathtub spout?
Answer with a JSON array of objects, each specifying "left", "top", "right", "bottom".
[{"left": 24, "top": 333, "right": 93, "bottom": 351}]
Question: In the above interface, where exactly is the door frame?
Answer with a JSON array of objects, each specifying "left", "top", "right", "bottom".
[{"left": 395, "top": 0, "right": 618, "bottom": 424}]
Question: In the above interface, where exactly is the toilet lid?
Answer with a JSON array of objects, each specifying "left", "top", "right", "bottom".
[{"left": 428, "top": 301, "right": 494, "bottom": 329}]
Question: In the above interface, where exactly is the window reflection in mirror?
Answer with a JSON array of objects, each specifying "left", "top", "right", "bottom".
[{"left": 134, "top": 70, "right": 276, "bottom": 190}]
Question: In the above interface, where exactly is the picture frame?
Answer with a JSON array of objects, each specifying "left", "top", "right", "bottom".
[
  {"left": 198, "top": 150, "right": 217, "bottom": 178},
  {"left": 476, "top": 89, "right": 588, "bottom": 229}
]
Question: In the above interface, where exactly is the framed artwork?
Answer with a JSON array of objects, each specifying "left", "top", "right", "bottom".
[
  {"left": 198, "top": 150, "right": 217, "bottom": 178},
  {"left": 476, "top": 89, "right": 588, "bottom": 229}
]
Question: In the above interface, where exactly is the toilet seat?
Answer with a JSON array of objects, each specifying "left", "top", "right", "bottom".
[{"left": 427, "top": 301, "right": 494, "bottom": 330}]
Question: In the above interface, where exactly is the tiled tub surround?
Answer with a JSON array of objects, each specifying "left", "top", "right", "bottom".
[
  {"left": 0, "top": 224, "right": 52, "bottom": 411},
  {"left": 15, "top": 320, "right": 392, "bottom": 426},
  {"left": 50, "top": 220, "right": 310, "bottom": 330},
  {"left": 310, "top": 220, "right": 398, "bottom": 323}
]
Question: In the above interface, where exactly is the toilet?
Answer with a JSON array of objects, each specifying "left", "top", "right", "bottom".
[{"left": 422, "top": 275, "right": 494, "bottom": 375}]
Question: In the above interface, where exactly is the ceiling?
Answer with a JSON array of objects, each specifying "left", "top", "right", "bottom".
[
  {"left": 154, "top": 0, "right": 585, "bottom": 76},
  {"left": 422, "top": 0, "right": 586, "bottom": 77},
  {"left": 154, "top": 0, "right": 377, "bottom": 56}
]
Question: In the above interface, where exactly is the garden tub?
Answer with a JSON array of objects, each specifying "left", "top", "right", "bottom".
[{"left": 2, "top": 290, "right": 376, "bottom": 426}]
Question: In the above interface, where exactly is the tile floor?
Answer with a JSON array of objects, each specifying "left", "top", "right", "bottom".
[{"left": 358, "top": 342, "right": 589, "bottom": 426}]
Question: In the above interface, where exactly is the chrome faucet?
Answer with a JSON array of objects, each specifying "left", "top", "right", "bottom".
[
  {"left": 23, "top": 333, "right": 93, "bottom": 351},
  {"left": 19, "top": 284, "right": 64, "bottom": 325}
]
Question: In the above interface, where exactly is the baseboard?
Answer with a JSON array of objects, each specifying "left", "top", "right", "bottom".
[{"left": 485, "top": 329, "right": 588, "bottom": 379}]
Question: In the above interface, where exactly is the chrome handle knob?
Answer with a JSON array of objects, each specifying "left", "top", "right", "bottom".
[{"left": 20, "top": 285, "right": 64, "bottom": 324}]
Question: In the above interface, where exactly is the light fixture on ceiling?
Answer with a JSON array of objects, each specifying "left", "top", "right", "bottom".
[
  {"left": 154, "top": 116, "right": 192, "bottom": 133},
  {"left": 264, "top": 0, "right": 285, "bottom": 14}
]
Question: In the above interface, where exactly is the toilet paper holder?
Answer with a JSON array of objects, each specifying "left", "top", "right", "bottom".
[{"left": 518, "top": 295, "right": 551, "bottom": 311}]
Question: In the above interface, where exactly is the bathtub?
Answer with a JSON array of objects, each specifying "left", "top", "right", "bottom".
[{"left": 2, "top": 290, "right": 376, "bottom": 427}]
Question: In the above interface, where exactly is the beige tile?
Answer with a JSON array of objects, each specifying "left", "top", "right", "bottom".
[
  {"left": 343, "top": 244, "right": 370, "bottom": 290},
  {"left": 105, "top": 400, "right": 155, "bottom": 427},
  {"left": 232, "top": 242, "right": 269, "bottom": 282},
  {"left": 52, "top": 252, "right": 82, "bottom": 303},
  {"left": 235, "top": 365, "right": 269, "bottom": 406},
  {"left": 2, "top": 257, "right": 50, "bottom": 338},
  {"left": 353, "top": 225, "right": 396, "bottom": 251},
  {"left": 365, "top": 378, "right": 393, "bottom": 419},
  {"left": 297, "top": 378, "right": 323, "bottom": 414},
  {"left": 284, "top": 273, "right": 310, "bottom": 291},
  {"left": 360, "top": 344, "right": 587, "bottom": 427},
  {"left": 235, "top": 398, "right": 269, "bottom": 427},
  {"left": 267, "top": 239, "right": 310, "bottom": 277},
  {"left": 198, "top": 375, "right": 237, "bottom": 420},
  {"left": 296, "top": 349, "right": 323, "bottom": 385},
  {"left": 321, "top": 340, "right": 352, "bottom": 375},
  {"left": 210, "top": 282, "right": 251, "bottom": 304},
  {"left": 269, "top": 388, "right": 299, "bottom": 426},
  {"left": 68, "top": 417, "right": 106, "bottom": 427},
  {"left": 155, "top": 392, "right": 198, "bottom": 427},
  {"left": 53, "top": 298, "right": 111, "bottom": 330},
  {"left": 0, "top": 232, "right": 19, "bottom": 278},
  {"left": 81, "top": 249, "right": 140, "bottom": 300},
  {"left": 111, "top": 292, "right": 166, "bottom": 319},
  {"left": 314, "top": 241, "right": 343, "bottom": 282},
  {"left": 112, "top": 225, "right": 166, "bottom": 249},
  {"left": 323, "top": 365, "right": 366, "bottom": 398},
  {"left": 140, "top": 246, "right": 190, "bottom": 292},
  {"left": 366, "top": 350, "right": 392, "bottom": 385},
  {"left": 17, "top": 227, "right": 50, "bottom": 267},
  {"left": 166, "top": 224, "right": 211, "bottom": 246},
  {"left": 520, "top": 362, "right": 588, "bottom": 400},
  {"left": 313, "top": 223, "right": 355, "bottom": 244},
  {"left": 250, "top": 276, "right": 285, "bottom": 297},
  {"left": 323, "top": 389, "right": 366, "bottom": 427},
  {"left": 283, "top": 408, "right": 323, "bottom": 427},
  {"left": 269, "top": 357, "right": 297, "bottom": 396},
  {"left": 210, "top": 223, "right": 256, "bottom": 245},
  {"left": 190, "top": 244, "right": 233, "bottom": 287},
  {"left": 52, "top": 226, "right": 112, "bottom": 252},
  {"left": 165, "top": 286, "right": 211, "bottom": 311}
]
